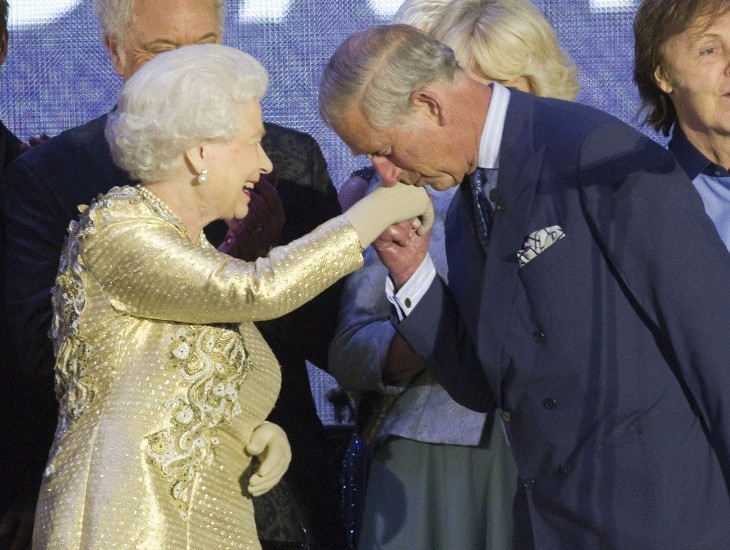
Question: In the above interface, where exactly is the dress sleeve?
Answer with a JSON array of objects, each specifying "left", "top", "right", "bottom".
[{"left": 83, "top": 208, "right": 363, "bottom": 324}]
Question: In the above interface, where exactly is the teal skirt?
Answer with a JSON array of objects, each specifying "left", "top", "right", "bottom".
[{"left": 357, "top": 415, "right": 517, "bottom": 550}]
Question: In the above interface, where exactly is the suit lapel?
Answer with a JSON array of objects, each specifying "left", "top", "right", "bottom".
[{"left": 476, "top": 92, "right": 545, "bottom": 387}]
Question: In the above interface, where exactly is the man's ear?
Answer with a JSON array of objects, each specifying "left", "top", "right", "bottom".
[
  {"left": 411, "top": 88, "right": 447, "bottom": 126},
  {"left": 654, "top": 64, "right": 674, "bottom": 95},
  {"left": 105, "top": 35, "right": 125, "bottom": 78},
  {"left": 0, "top": 29, "right": 8, "bottom": 67}
]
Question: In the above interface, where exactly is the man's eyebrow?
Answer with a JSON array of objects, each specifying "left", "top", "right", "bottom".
[
  {"left": 141, "top": 39, "right": 177, "bottom": 50},
  {"left": 142, "top": 32, "right": 219, "bottom": 49},
  {"left": 194, "top": 32, "right": 220, "bottom": 43}
]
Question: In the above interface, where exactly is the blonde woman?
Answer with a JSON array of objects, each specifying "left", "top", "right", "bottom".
[{"left": 431, "top": 0, "right": 578, "bottom": 100}]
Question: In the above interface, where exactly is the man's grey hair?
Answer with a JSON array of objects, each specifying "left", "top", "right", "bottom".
[
  {"left": 106, "top": 43, "right": 268, "bottom": 182},
  {"left": 319, "top": 24, "right": 459, "bottom": 130},
  {"left": 93, "top": 0, "right": 226, "bottom": 43}
]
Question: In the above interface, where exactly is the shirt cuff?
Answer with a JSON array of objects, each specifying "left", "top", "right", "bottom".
[{"left": 385, "top": 254, "right": 437, "bottom": 321}]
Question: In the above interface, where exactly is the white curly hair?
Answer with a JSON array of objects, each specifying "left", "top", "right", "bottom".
[{"left": 106, "top": 44, "right": 268, "bottom": 182}]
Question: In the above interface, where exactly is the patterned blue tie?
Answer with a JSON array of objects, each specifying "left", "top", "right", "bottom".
[{"left": 470, "top": 167, "right": 493, "bottom": 252}]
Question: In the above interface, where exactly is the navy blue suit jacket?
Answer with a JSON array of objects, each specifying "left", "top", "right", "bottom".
[{"left": 399, "top": 90, "right": 730, "bottom": 548}]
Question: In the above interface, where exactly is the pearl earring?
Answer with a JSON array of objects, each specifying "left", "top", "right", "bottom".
[{"left": 197, "top": 168, "right": 208, "bottom": 185}]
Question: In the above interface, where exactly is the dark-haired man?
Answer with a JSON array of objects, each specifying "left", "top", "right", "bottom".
[{"left": 634, "top": 0, "right": 730, "bottom": 249}]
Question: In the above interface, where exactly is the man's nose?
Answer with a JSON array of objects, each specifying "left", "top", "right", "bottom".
[{"left": 370, "top": 156, "right": 402, "bottom": 187}]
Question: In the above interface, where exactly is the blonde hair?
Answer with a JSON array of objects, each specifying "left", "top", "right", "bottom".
[
  {"left": 391, "top": 0, "right": 450, "bottom": 30},
  {"left": 430, "top": 0, "right": 579, "bottom": 100}
]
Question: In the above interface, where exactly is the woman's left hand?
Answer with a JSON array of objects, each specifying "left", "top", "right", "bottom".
[{"left": 245, "top": 421, "right": 292, "bottom": 496}]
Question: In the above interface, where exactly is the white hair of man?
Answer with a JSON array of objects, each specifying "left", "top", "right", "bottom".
[
  {"left": 319, "top": 24, "right": 460, "bottom": 130},
  {"left": 92, "top": 0, "right": 226, "bottom": 44},
  {"left": 106, "top": 43, "right": 268, "bottom": 182}
]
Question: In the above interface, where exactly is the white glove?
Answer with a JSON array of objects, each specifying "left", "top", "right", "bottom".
[
  {"left": 343, "top": 182, "right": 434, "bottom": 248},
  {"left": 246, "top": 421, "right": 292, "bottom": 496}
]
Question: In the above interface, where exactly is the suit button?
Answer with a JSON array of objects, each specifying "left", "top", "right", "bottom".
[
  {"left": 501, "top": 410, "right": 512, "bottom": 423},
  {"left": 522, "top": 478, "right": 536, "bottom": 490},
  {"left": 560, "top": 463, "right": 573, "bottom": 474},
  {"left": 543, "top": 398, "right": 557, "bottom": 410},
  {"left": 532, "top": 330, "right": 545, "bottom": 343}
]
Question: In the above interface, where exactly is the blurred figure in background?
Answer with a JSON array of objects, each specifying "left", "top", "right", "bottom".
[
  {"left": 0, "top": 2, "right": 30, "bottom": 547},
  {"left": 0, "top": 0, "right": 19, "bottom": 181},
  {"left": 329, "top": 1, "right": 578, "bottom": 548}
]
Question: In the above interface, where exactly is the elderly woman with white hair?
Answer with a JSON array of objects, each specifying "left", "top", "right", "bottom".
[{"left": 33, "top": 44, "right": 432, "bottom": 549}]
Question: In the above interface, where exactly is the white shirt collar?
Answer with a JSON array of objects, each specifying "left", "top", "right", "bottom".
[{"left": 477, "top": 82, "right": 511, "bottom": 170}]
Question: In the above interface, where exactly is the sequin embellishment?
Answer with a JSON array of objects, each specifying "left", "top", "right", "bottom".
[
  {"left": 145, "top": 324, "right": 253, "bottom": 517},
  {"left": 51, "top": 201, "right": 100, "bottom": 431}
]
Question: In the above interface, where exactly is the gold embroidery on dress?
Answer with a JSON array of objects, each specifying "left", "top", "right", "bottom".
[
  {"left": 145, "top": 324, "right": 254, "bottom": 518},
  {"left": 51, "top": 202, "right": 99, "bottom": 432},
  {"left": 50, "top": 186, "right": 178, "bottom": 430}
]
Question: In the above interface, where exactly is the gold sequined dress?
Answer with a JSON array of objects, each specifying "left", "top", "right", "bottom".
[{"left": 33, "top": 185, "right": 363, "bottom": 549}]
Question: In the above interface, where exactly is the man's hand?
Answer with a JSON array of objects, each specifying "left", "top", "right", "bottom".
[
  {"left": 245, "top": 421, "right": 291, "bottom": 497},
  {"left": 373, "top": 219, "right": 430, "bottom": 289},
  {"left": 218, "top": 169, "right": 285, "bottom": 261}
]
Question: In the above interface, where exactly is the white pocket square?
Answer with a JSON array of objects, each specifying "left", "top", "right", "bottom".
[{"left": 517, "top": 225, "right": 565, "bottom": 267}]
